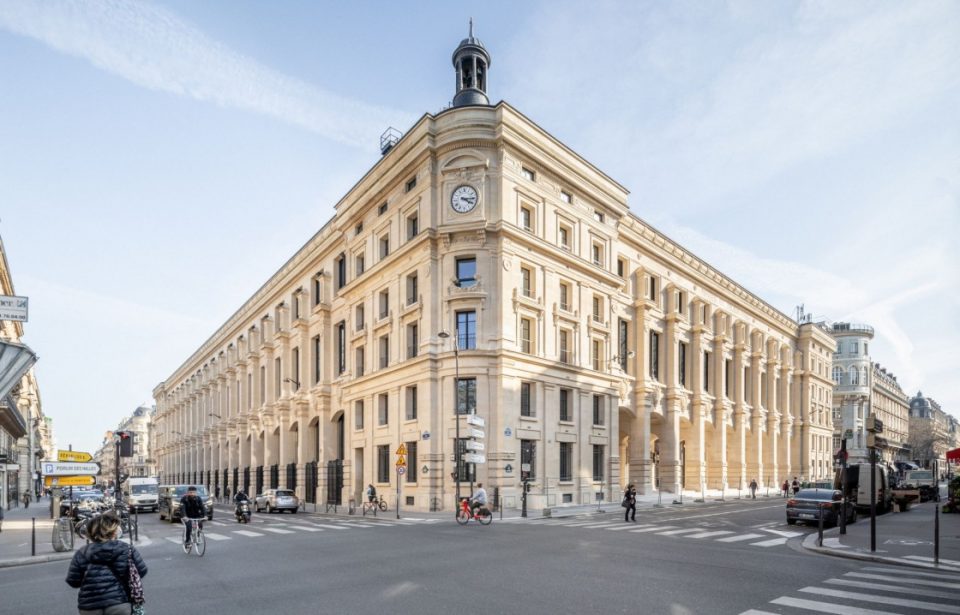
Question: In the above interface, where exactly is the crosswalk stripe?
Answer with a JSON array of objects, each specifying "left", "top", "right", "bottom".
[
  {"left": 630, "top": 525, "right": 676, "bottom": 533},
  {"left": 749, "top": 537, "right": 788, "bottom": 547},
  {"left": 825, "top": 578, "right": 960, "bottom": 601},
  {"left": 685, "top": 531, "right": 734, "bottom": 539},
  {"left": 739, "top": 610, "right": 779, "bottom": 615},
  {"left": 604, "top": 525, "right": 641, "bottom": 531},
  {"left": 716, "top": 533, "right": 764, "bottom": 543},
  {"left": 341, "top": 522, "right": 376, "bottom": 528},
  {"left": 259, "top": 527, "right": 295, "bottom": 534},
  {"left": 846, "top": 572, "right": 960, "bottom": 590},
  {"left": 311, "top": 524, "right": 349, "bottom": 530},
  {"left": 656, "top": 528, "right": 703, "bottom": 536},
  {"left": 771, "top": 596, "right": 902, "bottom": 614},
  {"left": 164, "top": 537, "right": 181, "bottom": 544},
  {"left": 798, "top": 586, "right": 960, "bottom": 614},
  {"left": 203, "top": 532, "right": 231, "bottom": 541},
  {"left": 862, "top": 566, "right": 960, "bottom": 581},
  {"left": 584, "top": 523, "right": 623, "bottom": 529},
  {"left": 210, "top": 521, "right": 228, "bottom": 526},
  {"left": 904, "top": 555, "right": 960, "bottom": 566},
  {"left": 286, "top": 525, "right": 323, "bottom": 532},
  {"left": 232, "top": 530, "right": 264, "bottom": 537}
]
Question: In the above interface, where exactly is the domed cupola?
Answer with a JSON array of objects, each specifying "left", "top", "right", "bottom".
[{"left": 452, "top": 19, "right": 491, "bottom": 107}]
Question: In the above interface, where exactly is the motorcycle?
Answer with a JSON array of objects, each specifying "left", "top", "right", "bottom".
[{"left": 235, "top": 500, "right": 252, "bottom": 524}]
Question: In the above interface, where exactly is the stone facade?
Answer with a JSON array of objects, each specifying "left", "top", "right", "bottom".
[
  {"left": 94, "top": 406, "right": 155, "bottom": 489},
  {"left": 908, "top": 392, "right": 952, "bottom": 472},
  {"left": 870, "top": 364, "right": 910, "bottom": 464}
]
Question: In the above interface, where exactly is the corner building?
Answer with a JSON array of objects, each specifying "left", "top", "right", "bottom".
[{"left": 152, "top": 31, "right": 835, "bottom": 512}]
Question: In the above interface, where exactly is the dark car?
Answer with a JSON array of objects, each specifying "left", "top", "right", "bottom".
[
  {"left": 786, "top": 488, "right": 856, "bottom": 527},
  {"left": 158, "top": 485, "right": 214, "bottom": 523}
]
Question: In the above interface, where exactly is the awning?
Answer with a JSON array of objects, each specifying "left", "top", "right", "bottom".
[
  {"left": 947, "top": 448, "right": 960, "bottom": 462},
  {"left": 0, "top": 393, "right": 26, "bottom": 438}
]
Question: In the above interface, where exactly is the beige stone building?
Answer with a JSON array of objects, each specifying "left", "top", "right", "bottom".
[
  {"left": 869, "top": 364, "right": 910, "bottom": 464},
  {"left": 909, "top": 392, "right": 952, "bottom": 471},
  {"left": 151, "top": 31, "right": 835, "bottom": 512},
  {"left": 94, "top": 405, "right": 155, "bottom": 489}
]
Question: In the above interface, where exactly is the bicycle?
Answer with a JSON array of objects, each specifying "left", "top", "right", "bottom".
[
  {"left": 365, "top": 494, "right": 388, "bottom": 512},
  {"left": 181, "top": 517, "right": 206, "bottom": 556},
  {"left": 456, "top": 498, "right": 492, "bottom": 526}
]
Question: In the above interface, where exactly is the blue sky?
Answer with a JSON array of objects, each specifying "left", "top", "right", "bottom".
[{"left": 1, "top": 1, "right": 957, "bottom": 455}]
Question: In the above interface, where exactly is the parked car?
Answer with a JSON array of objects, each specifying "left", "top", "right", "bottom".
[
  {"left": 254, "top": 488, "right": 300, "bottom": 514},
  {"left": 786, "top": 488, "right": 856, "bottom": 527},
  {"left": 158, "top": 485, "right": 214, "bottom": 523}
]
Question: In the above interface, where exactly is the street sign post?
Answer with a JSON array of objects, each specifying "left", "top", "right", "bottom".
[
  {"left": 465, "top": 440, "right": 484, "bottom": 451},
  {"left": 467, "top": 428, "right": 484, "bottom": 439},
  {"left": 42, "top": 461, "right": 100, "bottom": 476},
  {"left": 463, "top": 453, "right": 486, "bottom": 464},
  {"left": 44, "top": 476, "right": 95, "bottom": 487},
  {"left": 466, "top": 415, "right": 485, "bottom": 427},
  {"left": 57, "top": 450, "right": 93, "bottom": 463},
  {"left": 0, "top": 295, "right": 28, "bottom": 322}
]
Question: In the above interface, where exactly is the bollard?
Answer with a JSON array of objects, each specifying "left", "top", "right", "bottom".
[
  {"left": 934, "top": 500, "right": 940, "bottom": 566},
  {"left": 817, "top": 508, "right": 824, "bottom": 547},
  {"left": 31, "top": 517, "right": 36, "bottom": 556}
]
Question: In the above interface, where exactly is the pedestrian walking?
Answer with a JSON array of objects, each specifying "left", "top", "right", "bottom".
[
  {"left": 749, "top": 479, "right": 758, "bottom": 499},
  {"left": 0, "top": 504, "right": 4, "bottom": 532},
  {"left": 22, "top": 491, "right": 30, "bottom": 508},
  {"left": 66, "top": 510, "right": 148, "bottom": 615},
  {"left": 781, "top": 480, "right": 789, "bottom": 498},
  {"left": 622, "top": 483, "right": 637, "bottom": 522},
  {"left": 791, "top": 477, "right": 800, "bottom": 496},
  {"left": 215, "top": 485, "right": 220, "bottom": 503}
]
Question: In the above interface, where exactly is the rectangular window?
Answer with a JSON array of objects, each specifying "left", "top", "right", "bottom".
[
  {"left": 520, "top": 206, "right": 533, "bottom": 231},
  {"left": 291, "top": 347, "right": 300, "bottom": 391},
  {"left": 617, "top": 257, "right": 626, "bottom": 278},
  {"left": 678, "top": 342, "right": 687, "bottom": 388},
  {"left": 592, "top": 339, "right": 601, "bottom": 371},
  {"left": 378, "top": 393, "right": 388, "bottom": 426},
  {"left": 648, "top": 276, "right": 658, "bottom": 303},
  {"left": 592, "top": 445, "right": 604, "bottom": 481},
  {"left": 379, "top": 289, "right": 389, "bottom": 319},
  {"left": 520, "top": 318, "right": 532, "bottom": 354},
  {"left": 560, "top": 442, "right": 572, "bottom": 481},
  {"left": 592, "top": 243, "right": 603, "bottom": 266},
  {"left": 456, "top": 311, "right": 476, "bottom": 349},
  {"left": 312, "top": 335, "right": 321, "bottom": 384},
  {"left": 618, "top": 319, "right": 629, "bottom": 371},
  {"left": 559, "top": 283, "right": 570, "bottom": 311},
  {"left": 593, "top": 211, "right": 605, "bottom": 223},
  {"left": 336, "top": 321, "right": 346, "bottom": 375},
  {"left": 377, "top": 445, "right": 390, "bottom": 483},
  {"left": 456, "top": 377, "right": 477, "bottom": 415},
  {"left": 354, "top": 400, "right": 364, "bottom": 429},
  {"left": 378, "top": 201, "right": 388, "bottom": 215},
  {"left": 379, "top": 235, "right": 390, "bottom": 259},
  {"left": 355, "top": 304, "right": 365, "bottom": 331},
  {"left": 520, "top": 382, "right": 532, "bottom": 417},
  {"left": 406, "top": 212, "right": 419, "bottom": 240},
  {"left": 379, "top": 335, "right": 389, "bottom": 369},
  {"left": 335, "top": 253, "right": 347, "bottom": 290},
  {"left": 559, "top": 330, "right": 570, "bottom": 364},
  {"left": 559, "top": 388, "right": 571, "bottom": 421},
  {"left": 703, "top": 351, "right": 711, "bottom": 393},
  {"left": 592, "top": 295, "right": 602, "bottom": 323},
  {"left": 405, "top": 385, "right": 417, "bottom": 420},
  {"left": 406, "top": 442, "right": 417, "bottom": 483},
  {"left": 455, "top": 257, "right": 477, "bottom": 288},
  {"left": 355, "top": 222, "right": 363, "bottom": 235},
  {"left": 521, "top": 267, "right": 533, "bottom": 298},
  {"left": 850, "top": 342, "right": 858, "bottom": 355},
  {"left": 560, "top": 190, "right": 571, "bottom": 203},
  {"left": 649, "top": 331, "right": 660, "bottom": 381},
  {"left": 312, "top": 275, "right": 321, "bottom": 307},
  {"left": 292, "top": 292, "right": 301, "bottom": 321},
  {"left": 355, "top": 346, "right": 365, "bottom": 377},
  {"left": 725, "top": 359, "right": 732, "bottom": 398},
  {"left": 405, "top": 177, "right": 417, "bottom": 192},
  {"left": 406, "top": 323, "right": 418, "bottom": 359},
  {"left": 406, "top": 273, "right": 418, "bottom": 305},
  {"left": 521, "top": 440, "right": 537, "bottom": 479},
  {"left": 592, "top": 394, "right": 603, "bottom": 425},
  {"left": 521, "top": 167, "right": 535, "bottom": 181},
  {"left": 455, "top": 439, "right": 476, "bottom": 482},
  {"left": 559, "top": 226, "right": 570, "bottom": 250}
]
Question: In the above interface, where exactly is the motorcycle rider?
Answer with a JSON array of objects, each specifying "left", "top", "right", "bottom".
[{"left": 233, "top": 488, "right": 251, "bottom": 521}]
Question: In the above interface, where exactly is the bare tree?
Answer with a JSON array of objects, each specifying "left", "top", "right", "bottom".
[{"left": 907, "top": 420, "right": 951, "bottom": 467}]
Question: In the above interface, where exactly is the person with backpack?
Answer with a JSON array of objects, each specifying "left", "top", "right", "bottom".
[
  {"left": 65, "top": 510, "right": 148, "bottom": 614},
  {"left": 749, "top": 478, "right": 758, "bottom": 499},
  {"left": 791, "top": 477, "right": 800, "bottom": 496},
  {"left": 622, "top": 483, "right": 637, "bottom": 522}
]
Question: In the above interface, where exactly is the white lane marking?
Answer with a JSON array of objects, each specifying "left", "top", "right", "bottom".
[
  {"left": 340, "top": 522, "right": 375, "bottom": 528},
  {"left": 825, "top": 578, "right": 960, "bottom": 601},
  {"left": 311, "top": 524, "right": 349, "bottom": 530},
  {"left": 761, "top": 529, "right": 803, "bottom": 538},
  {"left": 259, "top": 527, "right": 295, "bottom": 534},
  {"left": 655, "top": 504, "right": 784, "bottom": 524},
  {"left": 562, "top": 521, "right": 610, "bottom": 527},
  {"left": 904, "top": 555, "right": 960, "bottom": 566},
  {"left": 846, "top": 572, "right": 960, "bottom": 589},
  {"left": 583, "top": 523, "right": 624, "bottom": 529},
  {"left": 862, "top": 566, "right": 960, "bottom": 581},
  {"left": 749, "top": 537, "right": 788, "bottom": 547},
  {"left": 210, "top": 521, "right": 228, "bottom": 526},
  {"left": 286, "top": 525, "right": 323, "bottom": 532},
  {"left": 685, "top": 530, "right": 735, "bottom": 539},
  {"left": 203, "top": 532, "right": 231, "bottom": 541},
  {"left": 629, "top": 525, "right": 676, "bottom": 533},
  {"left": 716, "top": 533, "right": 765, "bottom": 543},
  {"left": 656, "top": 528, "right": 703, "bottom": 536},
  {"left": 164, "top": 537, "right": 182, "bottom": 544},
  {"left": 771, "top": 596, "right": 902, "bottom": 614},
  {"left": 232, "top": 530, "right": 264, "bottom": 537},
  {"left": 739, "top": 610, "right": 779, "bottom": 615},
  {"left": 798, "top": 586, "right": 960, "bottom": 613},
  {"left": 604, "top": 525, "right": 641, "bottom": 531}
]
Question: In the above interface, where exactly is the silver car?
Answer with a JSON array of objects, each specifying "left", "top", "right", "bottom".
[{"left": 255, "top": 488, "right": 300, "bottom": 514}]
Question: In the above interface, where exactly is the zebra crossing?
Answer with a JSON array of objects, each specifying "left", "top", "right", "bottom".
[
  {"left": 155, "top": 516, "right": 419, "bottom": 545},
  {"left": 502, "top": 515, "right": 805, "bottom": 549},
  {"left": 740, "top": 564, "right": 960, "bottom": 614}
]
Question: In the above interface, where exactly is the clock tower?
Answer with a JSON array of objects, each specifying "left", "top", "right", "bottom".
[{"left": 452, "top": 19, "right": 491, "bottom": 108}]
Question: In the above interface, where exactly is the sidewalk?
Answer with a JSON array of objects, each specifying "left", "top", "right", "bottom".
[
  {"left": 802, "top": 500, "right": 960, "bottom": 572},
  {"left": 0, "top": 496, "right": 74, "bottom": 569}
]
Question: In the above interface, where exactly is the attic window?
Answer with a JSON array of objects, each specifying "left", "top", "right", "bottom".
[
  {"left": 378, "top": 202, "right": 388, "bottom": 216},
  {"left": 355, "top": 222, "right": 364, "bottom": 235},
  {"left": 405, "top": 177, "right": 417, "bottom": 192},
  {"left": 593, "top": 211, "right": 605, "bottom": 223},
  {"left": 560, "top": 190, "right": 572, "bottom": 204},
  {"left": 521, "top": 167, "right": 535, "bottom": 182}
]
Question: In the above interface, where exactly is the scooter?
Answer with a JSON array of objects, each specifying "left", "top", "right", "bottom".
[{"left": 235, "top": 500, "right": 252, "bottom": 524}]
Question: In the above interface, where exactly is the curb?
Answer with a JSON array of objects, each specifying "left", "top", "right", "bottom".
[
  {"left": 0, "top": 551, "right": 73, "bottom": 569},
  {"left": 800, "top": 529, "right": 960, "bottom": 572}
]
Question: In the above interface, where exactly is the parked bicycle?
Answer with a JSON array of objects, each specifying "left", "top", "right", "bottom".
[
  {"left": 456, "top": 497, "right": 492, "bottom": 526},
  {"left": 181, "top": 517, "right": 206, "bottom": 556}
]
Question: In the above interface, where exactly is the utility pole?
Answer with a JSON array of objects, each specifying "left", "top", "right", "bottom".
[{"left": 866, "top": 415, "right": 884, "bottom": 552}]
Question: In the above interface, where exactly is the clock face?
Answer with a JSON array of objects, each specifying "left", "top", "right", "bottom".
[{"left": 450, "top": 185, "right": 478, "bottom": 213}]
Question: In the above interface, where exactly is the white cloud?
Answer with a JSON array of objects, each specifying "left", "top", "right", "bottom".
[{"left": 0, "top": 0, "right": 415, "bottom": 149}]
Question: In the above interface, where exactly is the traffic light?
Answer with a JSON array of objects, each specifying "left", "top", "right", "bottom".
[{"left": 118, "top": 431, "right": 134, "bottom": 457}]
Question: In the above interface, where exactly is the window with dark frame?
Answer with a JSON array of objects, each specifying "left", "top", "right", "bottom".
[
  {"left": 379, "top": 289, "right": 389, "bottom": 319},
  {"left": 725, "top": 359, "right": 732, "bottom": 398},
  {"left": 455, "top": 257, "right": 477, "bottom": 288},
  {"left": 355, "top": 252, "right": 365, "bottom": 275},
  {"left": 456, "top": 311, "right": 476, "bottom": 349},
  {"left": 406, "top": 323, "right": 418, "bottom": 359},
  {"left": 291, "top": 347, "right": 300, "bottom": 391},
  {"left": 335, "top": 253, "right": 346, "bottom": 290},
  {"left": 405, "top": 385, "right": 417, "bottom": 420},
  {"left": 521, "top": 267, "right": 532, "bottom": 297},
  {"left": 560, "top": 442, "right": 572, "bottom": 481},
  {"left": 407, "top": 212, "right": 419, "bottom": 240},
  {"left": 592, "top": 394, "right": 603, "bottom": 425},
  {"left": 559, "top": 330, "right": 570, "bottom": 364},
  {"left": 379, "top": 235, "right": 390, "bottom": 259},
  {"left": 336, "top": 321, "right": 346, "bottom": 375},
  {"left": 520, "top": 382, "right": 532, "bottom": 417},
  {"left": 354, "top": 400, "right": 364, "bottom": 429},
  {"left": 356, "top": 304, "right": 365, "bottom": 331},
  {"left": 456, "top": 377, "right": 477, "bottom": 415},
  {"left": 377, "top": 444, "right": 390, "bottom": 483},
  {"left": 355, "top": 346, "right": 365, "bottom": 377},
  {"left": 649, "top": 331, "right": 660, "bottom": 381},
  {"left": 406, "top": 442, "right": 417, "bottom": 483},
  {"left": 379, "top": 334, "right": 389, "bottom": 369},
  {"left": 618, "top": 319, "right": 629, "bottom": 371},
  {"left": 559, "top": 283, "right": 570, "bottom": 311},
  {"left": 679, "top": 341, "right": 687, "bottom": 388},
  {"left": 405, "top": 177, "right": 417, "bottom": 192},
  {"left": 378, "top": 392, "right": 388, "bottom": 425},
  {"left": 617, "top": 257, "right": 626, "bottom": 278},
  {"left": 378, "top": 201, "right": 388, "bottom": 215},
  {"left": 703, "top": 351, "right": 711, "bottom": 393},
  {"left": 406, "top": 273, "right": 418, "bottom": 305},
  {"left": 520, "top": 318, "right": 532, "bottom": 354},
  {"left": 559, "top": 388, "right": 571, "bottom": 421},
  {"left": 312, "top": 275, "right": 321, "bottom": 307},
  {"left": 312, "top": 335, "right": 321, "bottom": 384},
  {"left": 592, "top": 445, "right": 604, "bottom": 481},
  {"left": 520, "top": 440, "right": 536, "bottom": 479}
]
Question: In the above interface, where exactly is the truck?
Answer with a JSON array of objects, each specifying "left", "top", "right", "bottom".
[
  {"left": 123, "top": 477, "right": 159, "bottom": 512},
  {"left": 835, "top": 463, "right": 897, "bottom": 513},
  {"left": 903, "top": 469, "right": 937, "bottom": 502}
]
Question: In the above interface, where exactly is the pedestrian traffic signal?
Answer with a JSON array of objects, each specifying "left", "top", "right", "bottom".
[{"left": 118, "top": 431, "right": 134, "bottom": 457}]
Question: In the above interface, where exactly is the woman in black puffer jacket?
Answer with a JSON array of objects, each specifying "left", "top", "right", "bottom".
[{"left": 66, "top": 510, "right": 148, "bottom": 614}]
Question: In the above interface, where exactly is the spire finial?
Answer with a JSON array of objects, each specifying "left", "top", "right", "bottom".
[{"left": 469, "top": 17, "right": 473, "bottom": 38}]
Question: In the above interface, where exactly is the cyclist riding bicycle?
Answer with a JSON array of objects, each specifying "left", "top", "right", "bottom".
[
  {"left": 470, "top": 483, "right": 488, "bottom": 516},
  {"left": 179, "top": 486, "right": 206, "bottom": 545}
]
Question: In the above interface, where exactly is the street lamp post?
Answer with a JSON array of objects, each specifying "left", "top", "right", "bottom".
[{"left": 438, "top": 330, "right": 460, "bottom": 515}]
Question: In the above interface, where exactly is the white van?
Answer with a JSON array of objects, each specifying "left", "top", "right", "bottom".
[
  {"left": 836, "top": 463, "right": 895, "bottom": 513},
  {"left": 124, "top": 477, "right": 159, "bottom": 512}
]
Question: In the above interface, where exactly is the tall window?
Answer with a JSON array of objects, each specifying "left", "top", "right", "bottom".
[
  {"left": 617, "top": 257, "right": 626, "bottom": 278},
  {"left": 832, "top": 366, "right": 843, "bottom": 384},
  {"left": 592, "top": 243, "right": 602, "bottom": 266},
  {"left": 592, "top": 394, "right": 603, "bottom": 425},
  {"left": 406, "top": 273, "right": 418, "bottom": 305},
  {"left": 849, "top": 367, "right": 859, "bottom": 385},
  {"left": 647, "top": 275, "right": 658, "bottom": 303},
  {"left": 724, "top": 359, "right": 732, "bottom": 398},
  {"left": 355, "top": 252, "right": 365, "bottom": 275},
  {"left": 355, "top": 346, "right": 365, "bottom": 377},
  {"left": 520, "top": 318, "right": 532, "bottom": 354},
  {"left": 259, "top": 365, "right": 266, "bottom": 404},
  {"left": 355, "top": 304, "right": 365, "bottom": 331},
  {"left": 377, "top": 445, "right": 390, "bottom": 483},
  {"left": 520, "top": 382, "right": 533, "bottom": 417},
  {"left": 291, "top": 347, "right": 300, "bottom": 391},
  {"left": 312, "top": 275, "right": 321, "bottom": 307},
  {"left": 678, "top": 342, "right": 687, "bottom": 388},
  {"left": 336, "top": 321, "right": 346, "bottom": 375},
  {"left": 703, "top": 351, "right": 711, "bottom": 393},
  {"left": 559, "top": 330, "right": 570, "bottom": 364},
  {"left": 378, "top": 393, "right": 388, "bottom": 425},
  {"left": 521, "top": 267, "right": 533, "bottom": 298},
  {"left": 649, "top": 331, "right": 660, "bottom": 381},
  {"left": 559, "top": 226, "right": 570, "bottom": 250},
  {"left": 405, "top": 385, "right": 417, "bottom": 420},
  {"left": 335, "top": 253, "right": 346, "bottom": 290},
  {"left": 592, "top": 445, "right": 604, "bottom": 481},
  {"left": 455, "top": 439, "right": 476, "bottom": 482},
  {"left": 456, "top": 257, "right": 477, "bottom": 288},
  {"left": 379, "top": 235, "right": 390, "bottom": 259},
  {"left": 379, "top": 289, "right": 389, "bottom": 319},
  {"left": 618, "top": 319, "right": 629, "bottom": 371},
  {"left": 520, "top": 440, "right": 537, "bottom": 479},
  {"left": 592, "top": 295, "right": 603, "bottom": 322},
  {"left": 559, "top": 443, "right": 572, "bottom": 481},
  {"left": 559, "top": 388, "right": 572, "bottom": 421},
  {"left": 379, "top": 335, "right": 389, "bottom": 369},
  {"left": 456, "top": 311, "right": 476, "bottom": 349},
  {"left": 405, "top": 442, "right": 417, "bottom": 483},
  {"left": 456, "top": 377, "right": 477, "bottom": 415},
  {"left": 312, "top": 335, "right": 321, "bottom": 385},
  {"left": 559, "top": 283, "right": 570, "bottom": 311},
  {"left": 406, "top": 212, "right": 419, "bottom": 240},
  {"left": 354, "top": 400, "right": 364, "bottom": 429},
  {"left": 520, "top": 206, "right": 532, "bottom": 231},
  {"left": 592, "top": 339, "right": 601, "bottom": 371},
  {"left": 406, "top": 323, "right": 418, "bottom": 359},
  {"left": 850, "top": 341, "right": 859, "bottom": 355}
]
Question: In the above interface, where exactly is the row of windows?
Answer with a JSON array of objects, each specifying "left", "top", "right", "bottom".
[
  {"left": 517, "top": 440, "right": 606, "bottom": 483},
  {"left": 353, "top": 386, "right": 420, "bottom": 429},
  {"left": 333, "top": 209, "right": 421, "bottom": 292},
  {"left": 376, "top": 441, "right": 418, "bottom": 484}
]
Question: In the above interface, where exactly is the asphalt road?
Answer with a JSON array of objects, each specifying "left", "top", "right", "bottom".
[{"left": 2, "top": 498, "right": 956, "bottom": 615}]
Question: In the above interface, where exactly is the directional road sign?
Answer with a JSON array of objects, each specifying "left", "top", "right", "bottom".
[
  {"left": 466, "top": 414, "right": 485, "bottom": 427},
  {"left": 463, "top": 453, "right": 486, "bottom": 464},
  {"left": 465, "top": 440, "right": 484, "bottom": 451},
  {"left": 42, "top": 461, "right": 100, "bottom": 476},
  {"left": 58, "top": 450, "right": 93, "bottom": 463},
  {"left": 467, "top": 428, "right": 485, "bottom": 439},
  {"left": 45, "top": 475, "right": 95, "bottom": 487}
]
